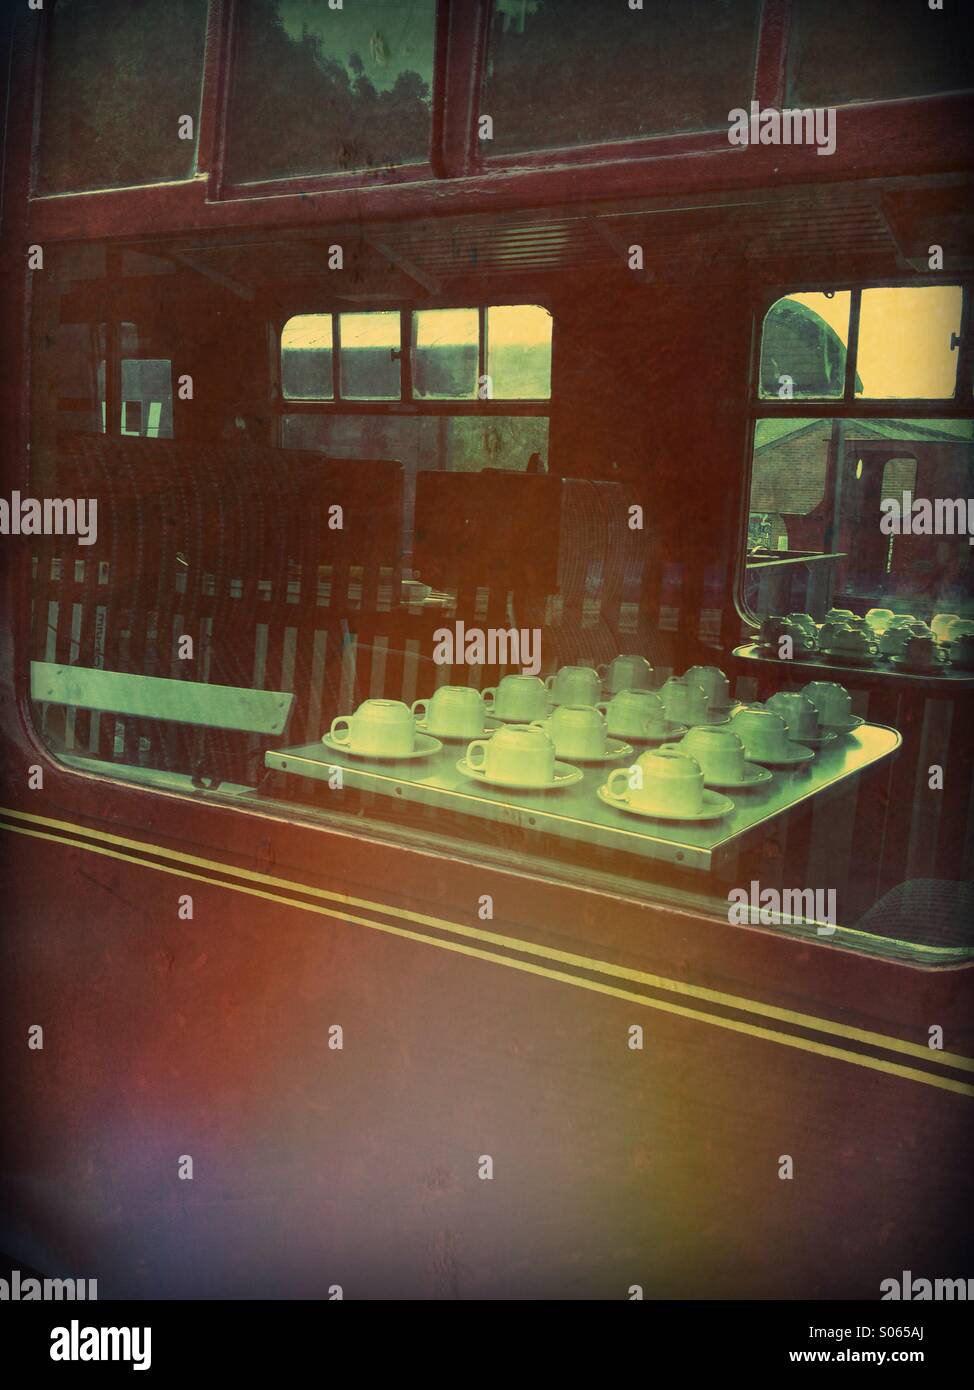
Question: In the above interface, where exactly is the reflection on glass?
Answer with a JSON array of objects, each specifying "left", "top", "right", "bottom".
[
  {"left": 37, "top": 0, "right": 208, "bottom": 194},
  {"left": 227, "top": 0, "right": 436, "bottom": 182},
  {"left": 788, "top": 0, "right": 974, "bottom": 105},
  {"left": 748, "top": 417, "right": 974, "bottom": 614},
  {"left": 340, "top": 312, "right": 401, "bottom": 400},
  {"left": 483, "top": 0, "right": 760, "bottom": 154},
  {"left": 412, "top": 310, "right": 479, "bottom": 400},
  {"left": 486, "top": 305, "right": 552, "bottom": 399},
  {"left": 759, "top": 293, "right": 851, "bottom": 399},
  {"left": 856, "top": 287, "right": 962, "bottom": 399},
  {"left": 282, "top": 315, "right": 334, "bottom": 400}
]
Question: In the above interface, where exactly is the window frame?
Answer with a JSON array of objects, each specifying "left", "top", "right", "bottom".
[
  {"left": 275, "top": 300, "right": 554, "bottom": 424},
  {"left": 737, "top": 276, "right": 974, "bottom": 625}
]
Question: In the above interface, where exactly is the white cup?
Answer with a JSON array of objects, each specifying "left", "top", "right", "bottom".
[
  {"left": 660, "top": 675, "right": 710, "bottom": 726},
  {"left": 545, "top": 665, "right": 602, "bottom": 706},
  {"left": 879, "top": 627, "right": 909, "bottom": 657},
  {"left": 599, "top": 653, "right": 654, "bottom": 694},
  {"left": 411, "top": 685, "right": 486, "bottom": 738},
  {"left": 684, "top": 665, "right": 731, "bottom": 709},
  {"left": 675, "top": 725, "right": 747, "bottom": 782},
  {"left": 730, "top": 706, "right": 794, "bottom": 761},
  {"left": 786, "top": 613, "right": 817, "bottom": 639},
  {"left": 802, "top": 681, "right": 853, "bottom": 726},
  {"left": 765, "top": 691, "right": 820, "bottom": 741},
  {"left": 330, "top": 698, "right": 415, "bottom": 757},
  {"left": 607, "top": 747, "right": 705, "bottom": 815},
  {"left": 827, "top": 627, "right": 876, "bottom": 660},
  {"left": 886, "top": 614, "right": 917, "bottom": 632},
  {"left": 902, "top": 633, "right": 939, "bottom": 668},
  {"left": 598, "top": 689, "right": 669, "bottom": 739},
  {"left": 826, "top": 608, "right": 855, "bottom": 624},
  {"left": 532, "top": 703, "right": 608, "bottom": 759},
  {"left": 865, "top": 607, "right": 895, "bottom": 634},
  {"left": 466, "top": 723, "right": 555, "bottom": 785},
  {"left": 482, "top": 674, "right": 548, "bottom": 722},
  {"left": 950, "top": 634, "right": 974, "bottom": 668},
  {"left": 931, "top": 613, "right": 959, "bottom": 642}
]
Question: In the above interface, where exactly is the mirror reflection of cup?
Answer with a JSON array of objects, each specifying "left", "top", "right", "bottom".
[
  {"left": 684, "top": 665, "right": 731, "bottom": 708},
  {"left": 481, "top": 674, "right": 548, "bottom": 721},
  {"left": 545, "top": 665, "right": 602, "bottom": 706},
  {"left": 931, "top": 612, "right": 959, "bottom": 642},
  {"left": 532, "top": 703, "right": 607, "bottom": 759},
  {"left": 765, "top": 691, "right": 820, "bottom": 740},
  {"left": 411, "top": 685, "right": 485, "bottom": 737},
  {"left": 599, "top": 654, "right": 653, "bottom": 694},
  {"left": 607, "top": 747, "right": 705, "bottom": 815},
  {"left": 597, "top": 689, "right": 668, "bottom": 738},
  {"left": 730, "top": 706, "right": 793, "bottom": 760},
  {"left": 865, "top": 607, "right": 895, "bottom": 634},
  {"left": 466, "top": 723, "right": 556, "bottom": 784},
  {"left": 802, "top": 681, "right": 853, "bottom": 726},
  {"left": 828, "top": 627, "right": 875, "bottom": 659},
  {"left": 661, "top": 676, "right": 709, "bottom": 726},
  {"left": 330, "top": 698, "right": 415, "bottom": 756},
  {"left": 676, "top": 725, "right": 747, "bottom": 781}
]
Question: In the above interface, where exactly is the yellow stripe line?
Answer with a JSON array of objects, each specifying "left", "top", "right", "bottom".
[
  {"left": 2, "top": 804, "right": 972, "bottom": 1075},
  {"left": 2, "top": 815, "right": 973, "bottom": 1099}
]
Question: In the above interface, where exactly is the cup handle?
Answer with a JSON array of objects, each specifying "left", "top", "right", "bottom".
[
  {"left": 481, "top": 687, "right": 496, "bottom": 706},
  {"left": 607, "top": 767, "right": 631, "bottom": 800},
  {"left": 411, "top": 699, "right": 428, "bottom": 721},
  {"left": 528, "top": 720, "right": 547, "bottom": 732},
  {"left": 330, "top": 717, "right": 352, "bottom": 745},
  {"left": 467, "top": 739, "right": 488, "bottom": 769},
  {"left": 597, "top": 663, "right": 608, "bottom": 678},
  {"left": 544, "top": 674, "right": 556, "bottom": 691},
  {"left": 595, "top": 701, "right": 609, "bottom": 717}
]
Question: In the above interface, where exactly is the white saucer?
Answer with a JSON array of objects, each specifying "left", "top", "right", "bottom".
[
  {"left": 889, "top": 656, "right": 947, "bottom": 672},
  {"left": 488, "top": 708, "right": 554, "bottom": 724},
  {"left": 551, "top": 738, "right": 634, "bottom": 764},
  {"left": 456, "top": 758, "right": 584, "bottom": 791},
  {"left": 415, "top": 716, "right": 502, "bottom": 742},
  {"left": 746, "top": 742, "right": 815, "bottom": 767},
  {"left": 822, "top": 652, "right": 878, "bottom": 667},
  {"left": 620, "top": 721, "right": 688, "bottom": 745},
  {"left": 597, "top": 784, "right": 735, "bottom": 822},
  {"left": 321, "top": 732, "right": 443, "bottom": 760},
  {"left": 820, "top": 715, "right": 864, "bottom": 735},
  {"left": 795, "top": 730, "right": 837, "bottom": 749},
  {"left": 702, "top": 761, "right": 773, "bottom": 790}
]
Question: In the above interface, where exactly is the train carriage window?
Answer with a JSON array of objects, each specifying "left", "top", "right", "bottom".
[
  {"left": 281, "top": 315, "right": 335, "bottom": 401},
  {"left": 339, "top": 312, "right": 402, "bottom": 401},
  {"left": 412, "top": 310, "right": 480, "bottom": 401},
  {"left": 759, "top": 293, "right": 851, "bottom": 400},
  {"left": 225, "top": 0, "right": 437, "bottom": 185},
  {"left": 486, "top": 305, "right": 553, "bottom": 399},
  {"left": 856, "top": 287, "right": 962, "bottom": 400},
  {"left": 745, "top": 284, "right": 973, "bottom": 622},
  {"left": 36, "top": 0, "right": 208, "bottom": 195},
  {"left": 788, "top": 0, "right": 974, "bottom": 107},
  {"left": 482, "top": 0, "right": 761, "bottom": 155}
]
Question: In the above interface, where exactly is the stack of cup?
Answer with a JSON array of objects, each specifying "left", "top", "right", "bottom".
[
  {"left": 598, "top": 689, "right": 674, "bottom": 741},
  {"left": 329, "top": 699, "right": 420, "bottom": 757},
  {"left": 482, "top": 674, "right": 549, "bottom": 722}
]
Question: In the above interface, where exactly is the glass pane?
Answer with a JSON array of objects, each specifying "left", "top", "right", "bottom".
[
  {"left": 788, "top": 0, "right": 974, "bottom": 106},
  {"left": 412, "top": 310, "right": 479, "bottom": 400},
  {"left": 226, "top": 0, "right": 437, "bottom": 183},
  {"left": 282, "top": 315, "right": 334, "bottom": 400},
  {"left": 746, "top": 417, "right": 974, "bottom": 620},
  {"left": 37, "top": 0, "right": 208, "bottom": 194},
  {"left": 121, "top": 361, "right": 173, "bottom": 439},
  {"left": 482, "top": 0, "right": 761, "bottom": 154},
  {"left": 486, "top": 305, "right": 552, "bottom": 399},
  {"left": 759, "top": 293, "right": 851, "bottom": 400},
  {"left": 339, "top": 313, "right": 401, "bottom": 400},
  {"left": 856, "top": 287, "right": 962, "bottom": 400}
]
